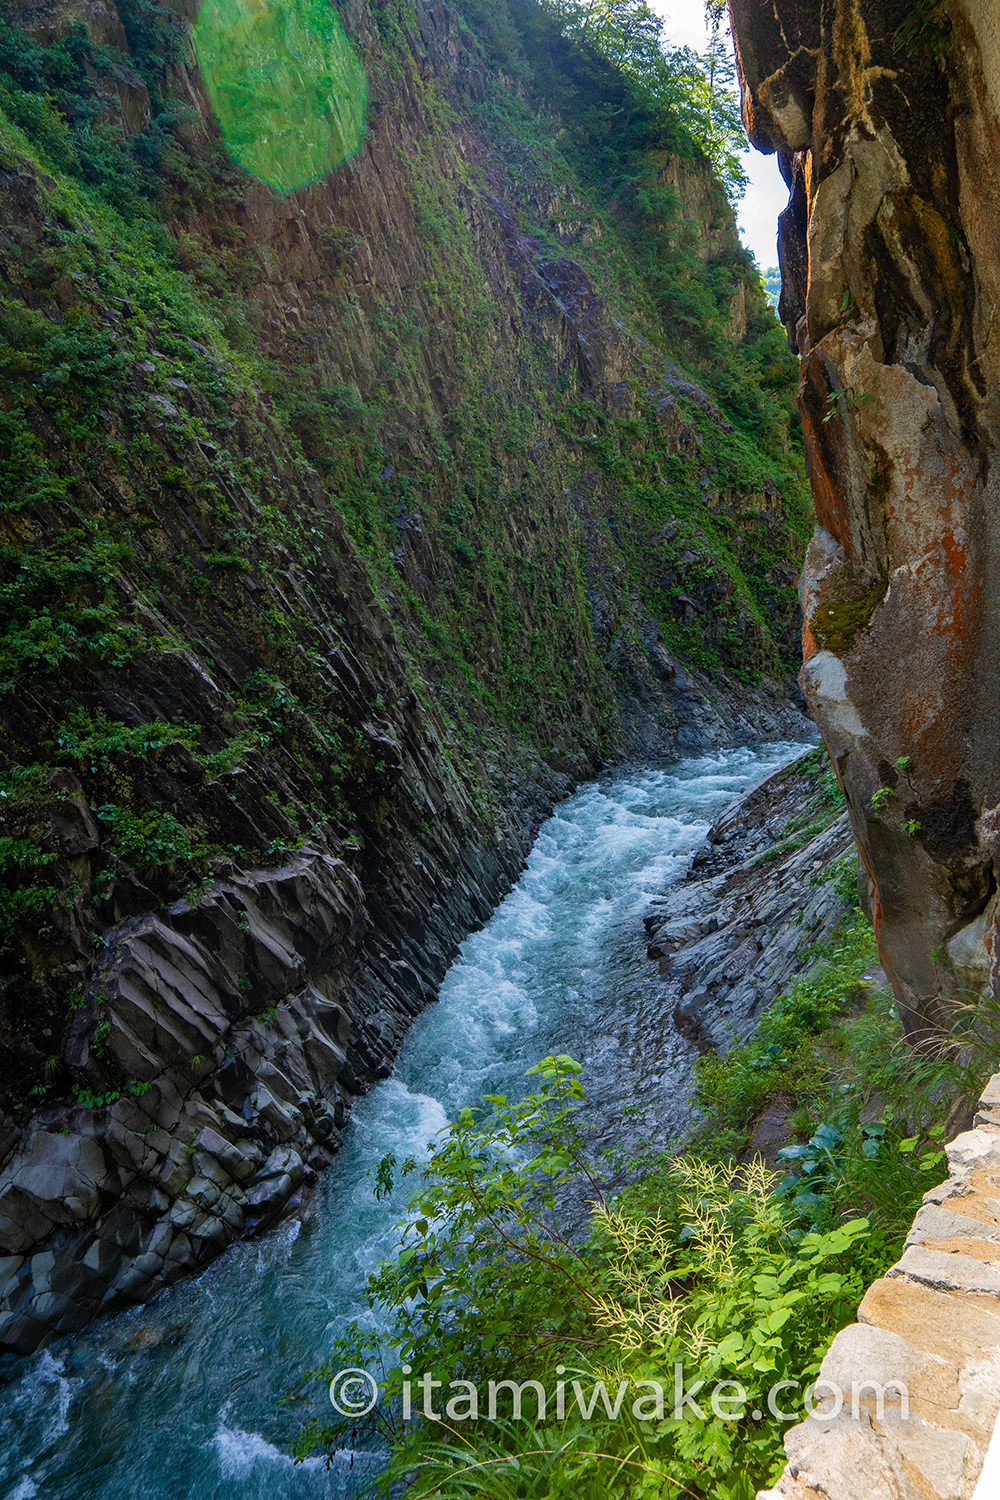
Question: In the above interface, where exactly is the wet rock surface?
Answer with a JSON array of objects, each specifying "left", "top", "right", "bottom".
[
  {"left": 644, "top": 751, "right": 854, "bottom": 1051},
  {"left": 0, "top": 839, "right": 531, "bottom": 1354}
]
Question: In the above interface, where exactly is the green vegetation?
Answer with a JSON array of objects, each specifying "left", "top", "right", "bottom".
[
  {"left": 0, "top": 0, "right": 808, "bottom": 1113},
  {"left": 94, "top": 805, "right": 210, "bottom": 880},
  {"left": 51, "top": 711, "right": 199, "bottom": 770},
  {"left": 0, "top": 835, "right": 60, "bottom": 940},
  {"left": 691, "top": 913, "right": 949, "bottom": 1237},
  {"left": 194, "top": 0, "right": 368, "bottom": 192},
  {"left": 535, "top": 0, "right": 749, "bottom": 199},
  {"left": 894, "top": 0, "right": 952, "bottom": 62},
  {"left": 297, "top": 875, "right": 990, "bottom": 1497}
]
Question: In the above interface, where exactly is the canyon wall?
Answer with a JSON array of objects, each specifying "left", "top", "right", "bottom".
[
  {"left": 729, "top": 0, "right": 1000, "bottom": 1041},
  {"left": 729, "top": 2, "right": 1000, "bottom": 1494},
  {"left": 0, "top": 0, "right": 808, "bottom": 1352}
]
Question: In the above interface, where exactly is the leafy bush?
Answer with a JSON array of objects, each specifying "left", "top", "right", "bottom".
[
  {"left": 297, "top": 1058, "right": 888, "bottom": 1499},
  {"left": 0, "top": 298, "right": 130, "bottom": 437},
  {"left": 774, "top": 1115, "right": 946, "bottom": 1237},
  {"left": 0, "top": 532, "right": 141, "bottom": 689},
  {"left": 51, "top": 710, "right": 199, "bottom": 771},
  {"left": 297, "top": 879, "right": 991, "bottom": 1498},
  {"left": 0, "top": 836, "right": 61, "bottom": 939},
  {"left": 692, "top": 910, "right": 963, "bottom": 1243},
  {"left": 95, "top": 804, "right": 209, "bottom": 878},
  {"left": 0, "top": 15, "right": 182, "bottom": 213}
]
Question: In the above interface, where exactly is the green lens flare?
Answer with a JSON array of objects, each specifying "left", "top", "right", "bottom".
[{"left": 193, "top": 0, "right": 367, "bottom": 194}]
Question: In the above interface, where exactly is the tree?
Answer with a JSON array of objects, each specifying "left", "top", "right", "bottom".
[
  {"left": 539, "top": 0, "right": 748, "bottom": 199},
  {"left": 700, "top": 0, "right": 747, "bottom": 197}
]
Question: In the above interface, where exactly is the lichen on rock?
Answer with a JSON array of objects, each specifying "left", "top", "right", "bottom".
[{"left": 730, "top": 0, "right": 1000, "bottom": 1042}]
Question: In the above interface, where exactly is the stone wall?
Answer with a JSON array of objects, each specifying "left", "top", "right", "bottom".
[{"left": 758, "top": 1070, "right": 1000, "bottom": 1500}]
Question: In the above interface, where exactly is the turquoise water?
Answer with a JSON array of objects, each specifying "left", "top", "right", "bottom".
[{"left": 0, "top": 744, "right": 806, "bottom": 1500}]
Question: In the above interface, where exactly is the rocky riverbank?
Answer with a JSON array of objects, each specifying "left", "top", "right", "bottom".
[
  {"left": 643, "top": 753, "right": 1000, "bottom": 1500},
  {"left": 2, "top": 732, "right": 824, "bottom": 1360},
  {"left": 644, "top": 748, "right": 855, "bottom": 1053},
  {"left": 0, "top": 0, "right": 811, "bottom": 1357}
]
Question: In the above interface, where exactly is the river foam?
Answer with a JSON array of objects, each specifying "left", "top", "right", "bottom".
[{"left": 0, "top": 744, "right": 806, "bottom": 1500}]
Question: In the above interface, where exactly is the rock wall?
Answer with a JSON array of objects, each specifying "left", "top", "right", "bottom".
[
  {"left": 729, "top": 0, "right": 1000, "bottom": 1040},
  {"left": 728, "top": 3, "right": 1000, "bottom": 1494},
  {"left": 0, "top": 0, "right": 810, "bottom": 1352}
]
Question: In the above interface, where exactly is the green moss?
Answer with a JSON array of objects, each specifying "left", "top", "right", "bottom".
[
  {"left": 0, "top": 0, "right": 812, "bottom": 1107},
  {"left": 811, "top": 577, "right": 888, "bottom": 654}
]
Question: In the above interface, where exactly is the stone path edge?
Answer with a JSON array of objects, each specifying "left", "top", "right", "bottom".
[{"left": 758, "top": 1072, "right": 1000, "bottom": 1500}]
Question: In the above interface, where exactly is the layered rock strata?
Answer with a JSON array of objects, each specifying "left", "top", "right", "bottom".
[
  {"left": 0, "top": 827, "right": 535, "bottom": 1354},
  {"left": 645, "top": 751, "right": 854, "bottom": 1049}
]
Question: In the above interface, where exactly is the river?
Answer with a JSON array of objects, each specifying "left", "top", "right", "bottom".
[{"left": 0, "top": 743, "right": 807, "bottom": 1499}]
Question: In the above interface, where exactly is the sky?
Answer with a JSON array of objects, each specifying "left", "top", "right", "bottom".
[{"left": 648, "top": 0, "right": 786, "bottom": 270}]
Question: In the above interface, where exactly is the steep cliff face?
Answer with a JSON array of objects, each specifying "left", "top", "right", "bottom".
[
  {"left": 0, "top": 0, "right": 808, "bottom": 1352},
  {"left": 730, "top": 0, "right": 1000, "bottom": 1040}
]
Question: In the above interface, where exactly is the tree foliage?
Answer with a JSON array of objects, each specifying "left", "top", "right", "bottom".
[
  {"left": 542, "top": 0, "right": 749, "bottom": 198},
  {"left": 297, "top": 1058, "right": 890, "bottom": 1499}
]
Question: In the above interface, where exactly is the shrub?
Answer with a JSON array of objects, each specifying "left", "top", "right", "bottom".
[
  {"left": 296, "top": 1057, "right": 889, "bottom": 1499},
  {"left": 95, "top": 804, "right": 209, "bottom": 877}
]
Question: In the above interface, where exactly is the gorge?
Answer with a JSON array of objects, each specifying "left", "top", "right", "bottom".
[
  {"left": 3, "top": 0, "right": 1000, "bottom": 1498},
  {"left": 0, "top": 0, "right": 809, "bottom": 1357},
  {"left": 1, "top": 745, "right": 817, "bottom": 1499}
]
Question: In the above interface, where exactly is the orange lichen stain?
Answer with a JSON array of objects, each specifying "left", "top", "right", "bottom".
[
  {"left": 884, "top": 446, "right": 984, "bottom": 777},
  {"left": 897, "top": 684, "right": 953, "bottom": 758},
  {"left": 900, "top": 694, "right": 935, "bottom": 743},
  {"left": 888, "top": 456, "right": 977, "bottom": 624},
  {"left": 799, "top": 343, "right": 858, "bottom": 557},
  {"left": 853, "top": 834, "right": 896, "bottom": 988},
  {"left": 803, "top": 423, "right": 835, "bottom": 528},
  {"left": 867, "top": 881, "right": 906, "bottom": 1006},
  {"left": 801, "top": 411, "right": 854, "bottom": 553},
  {"left": 802, "top": 613, "right": 820, "bottom": 662}
]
